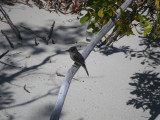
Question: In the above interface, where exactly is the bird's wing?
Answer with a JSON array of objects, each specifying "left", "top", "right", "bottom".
[{"left": 72, "top": 52, "right": 85, "bottom": 65}]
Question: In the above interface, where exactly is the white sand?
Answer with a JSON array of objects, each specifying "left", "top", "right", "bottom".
[{"left": 0, "top": 2, "right": 160, "bottom": 120}]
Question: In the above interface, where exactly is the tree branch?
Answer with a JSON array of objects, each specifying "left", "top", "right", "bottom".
[{"left": 50, "top": 0, "right": 133, "bottom": 120}]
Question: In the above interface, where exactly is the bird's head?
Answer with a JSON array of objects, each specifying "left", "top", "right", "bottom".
[{"left": 66, "top": 46, "right": 78, "bottom": 53}]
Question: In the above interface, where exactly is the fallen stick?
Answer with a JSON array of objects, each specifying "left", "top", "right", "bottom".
[
  {"left": 0, "top": 61, "right": 22, "bottom": 68},
  {"left": 20, "top": 25, "right": 47, "bottom": 44},
  {"left": 0, "top": 16, "right": 7, "bottom": 23},
  {"left": 0, "top": 5, "right": 22, "bottom": 41},
  {"left": 1, "top": 30, "right": 14, "bottom": 48},
  {"left": 56, "top": 72, "right": 80, "bottom": 82},
  {"left": 47, "top": 21, "right": 55, "bottom": 44},
  {"left": 0, "top": 50, "right": 9, "bottom": 59},
  {"left": 52, "top": 39, "right": 55, "bottom": 44},
  {"left": 24, "top": 84, "right": 31, "bottom": 93},
  {"left": 34, "top": 38, "right": 39, "bottom": 46}
]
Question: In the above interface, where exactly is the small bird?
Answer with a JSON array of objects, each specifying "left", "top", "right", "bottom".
[{"left": 66, "top": 46, "right": 89, "bottom": 76}]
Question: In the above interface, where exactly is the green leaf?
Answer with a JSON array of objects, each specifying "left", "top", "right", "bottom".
[
  {"left": 128, "top": 29, "right": 135, "bottom": 35},
  {"left": 119, "top": 7, "right": 123, "bottom": 16},
  {"left": 92, "top": 27, "right": 99, "bottom": 34},
  {"left": 138, "top": 14, "right": 143, "bottom": 21},
  {"left": 152, "top": 33, "right": 158, "bottom": 39},
  {"left": 94, "top": 14, "right": 99, "bottom": 23},
  {"left": 98, "top": 8, "right": 104, "bottom": 18},
  {"left": 109, "top": 5, "right": 116, "bottom": 16},
  {"left": 144, "top": 21, "right": 152, "bottom": 37},
  {"left": 108, "top": 9, "right": 113, "bottom": 16},
  {"left": 139, "top": 22, "right": 145, "bottom": 27},
  {"left": 80, "top": 14, "right": 90, "bottom": 24},
  {"left": 156, "top": 13, "right": 160, "bottom": 23},
  {"left": 155, "top": 0, "right": 159, "bottom": 8},
  {"left": 87, "top": 22, "right": 95, "bottom": 29}
]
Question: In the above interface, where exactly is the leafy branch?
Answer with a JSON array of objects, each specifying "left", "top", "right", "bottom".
[{"left": 80, "top": 0, "right": 160, "bottom": 47}]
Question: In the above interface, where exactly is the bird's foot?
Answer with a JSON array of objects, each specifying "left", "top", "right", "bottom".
[{"left": 73, "top": 62, "right": 80, "bottom": 67}]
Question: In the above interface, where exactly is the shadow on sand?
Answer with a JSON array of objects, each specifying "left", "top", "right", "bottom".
[
  {"left": 127, "top": 71, "right": 160, "bottom": 120},
  {"left": 0, "top": 13, "right": 85, "bottom": 119},
  {"left": 99, "top": 36, "right": 160, "bottom": 68},
  {"left": 99, "top": 34, "right": 160, "bottom": 120}
]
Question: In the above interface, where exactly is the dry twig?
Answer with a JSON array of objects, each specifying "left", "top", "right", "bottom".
[
  {"left": 24, "top": 84, "right": 31, "bottom": 93},
  {"left": 1, "top": 30, "right": 14, "bottom": 48},
  {"left": 0, "top": 61, "right": 22, "bottom": 68},
  {"left": 20, "top": 25, "right": 47, "bottom": 44},
  {"left": 34, "top": 38, "right": 39, "bottom": 46},
  {"left": 47, "top": 21, "right": 55, "bottom": 44},
  {"left": 0, "top": 50, "right": 9, "bottom": 59},
  {"left": 56, "top": 72, "right": 80, "bottom": 82},
  {"left": 0, "top": 5, "right": 22, "bottom": 41}
]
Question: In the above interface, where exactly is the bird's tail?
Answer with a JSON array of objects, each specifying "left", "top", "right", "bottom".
[{"left": 82, "top": 64, "right": 89, "bottom": 76}]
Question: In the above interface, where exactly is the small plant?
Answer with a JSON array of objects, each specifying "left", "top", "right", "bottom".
[{"left": 80, "top": 0, "right": 160, "bottom": 46}]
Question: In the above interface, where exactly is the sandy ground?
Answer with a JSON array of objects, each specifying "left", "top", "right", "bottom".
[{"left": 0, "top": 2, "right": 160, "bottom": 120}]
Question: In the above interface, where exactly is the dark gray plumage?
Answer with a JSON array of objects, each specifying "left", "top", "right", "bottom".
[{"left": 66, "top": 46, "right": 89, "bottom": 76}]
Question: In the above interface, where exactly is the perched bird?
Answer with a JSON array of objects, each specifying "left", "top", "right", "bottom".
[{"left": 66, "top": 46, "right": 89, "bottom": 76}]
